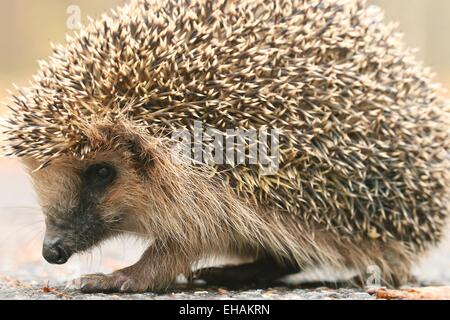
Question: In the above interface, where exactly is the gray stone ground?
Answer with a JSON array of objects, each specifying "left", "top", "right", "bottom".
[
  {"left": 0, "top": 280, "right": 375, "bottom": 300},
  {"left": 0, "top": 158, "right": 449, "bottom": 300}
]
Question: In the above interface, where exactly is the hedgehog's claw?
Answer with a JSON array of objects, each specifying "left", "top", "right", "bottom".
[{"left": 72, "top": 271, "right": 147, "bottom": 293}]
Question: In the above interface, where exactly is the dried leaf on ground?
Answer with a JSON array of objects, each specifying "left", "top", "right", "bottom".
[{"left": 375, "top": 286, "right": 450, "bottom": 300}]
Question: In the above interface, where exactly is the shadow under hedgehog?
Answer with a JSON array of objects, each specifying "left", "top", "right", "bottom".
[{"left": 1, "top": 0, "right": 449, "bottom": 292}]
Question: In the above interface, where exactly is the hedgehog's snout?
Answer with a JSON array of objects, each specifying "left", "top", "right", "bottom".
[
  {"left": 42, "top": 207, "right": 110, "bottom": 264},
  {"left": 42, "top": 234, "right": 72, "bottom": 265}
]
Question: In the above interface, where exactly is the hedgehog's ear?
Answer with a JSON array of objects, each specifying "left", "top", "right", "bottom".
[
  {"left": 121, "top": 130, "right": 156, "bottom": 172},
  {"left": 88, "top": 120, "right": 156, "bottom": 173}
]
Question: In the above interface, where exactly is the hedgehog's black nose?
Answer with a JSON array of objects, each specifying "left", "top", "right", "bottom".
[{"left": 42, "top": 236, "right": 70, "bottom": 264}]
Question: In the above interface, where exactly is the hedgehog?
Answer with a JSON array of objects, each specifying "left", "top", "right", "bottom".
[{"left": 1, "top": 0, "right": 449, "bottom": 293}]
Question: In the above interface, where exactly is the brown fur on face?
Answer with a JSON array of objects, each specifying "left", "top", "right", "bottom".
[{"left": 25, "top": 153, "right": 137, "bottom": 258}]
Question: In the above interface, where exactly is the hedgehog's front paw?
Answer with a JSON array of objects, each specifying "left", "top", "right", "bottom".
[{"left": 70, "top": 271, "right": 148, "bottom": 293}]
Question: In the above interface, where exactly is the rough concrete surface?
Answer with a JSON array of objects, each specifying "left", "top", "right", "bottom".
[{"left": 0, "top": 158, "right": 449, "bottom": 300}]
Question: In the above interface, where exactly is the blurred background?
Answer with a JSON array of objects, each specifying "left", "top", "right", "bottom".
[{"left": 0, "top": 0, "right": 449, "bottom": 287}]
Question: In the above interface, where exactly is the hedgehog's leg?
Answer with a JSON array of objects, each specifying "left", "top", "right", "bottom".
[
  {"left": 73, "top": 241, "right": 194, "bottom": 293},
  {"left": 192, "top": 257, "right": 300, "bottom": 288}
]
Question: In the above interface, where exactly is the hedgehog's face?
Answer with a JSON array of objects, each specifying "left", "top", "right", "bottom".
[{"left": 23, "top": 152, "right": 144, "bottom": 264}]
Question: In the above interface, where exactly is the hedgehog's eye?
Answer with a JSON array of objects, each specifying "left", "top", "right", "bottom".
[{"left": 84, "top": 163, "right": 116, "bottom": 188}]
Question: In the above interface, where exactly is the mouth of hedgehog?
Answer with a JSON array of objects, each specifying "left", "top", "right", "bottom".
[{"left": 55, "top": 250, "right": 72, "bottom": 265}]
